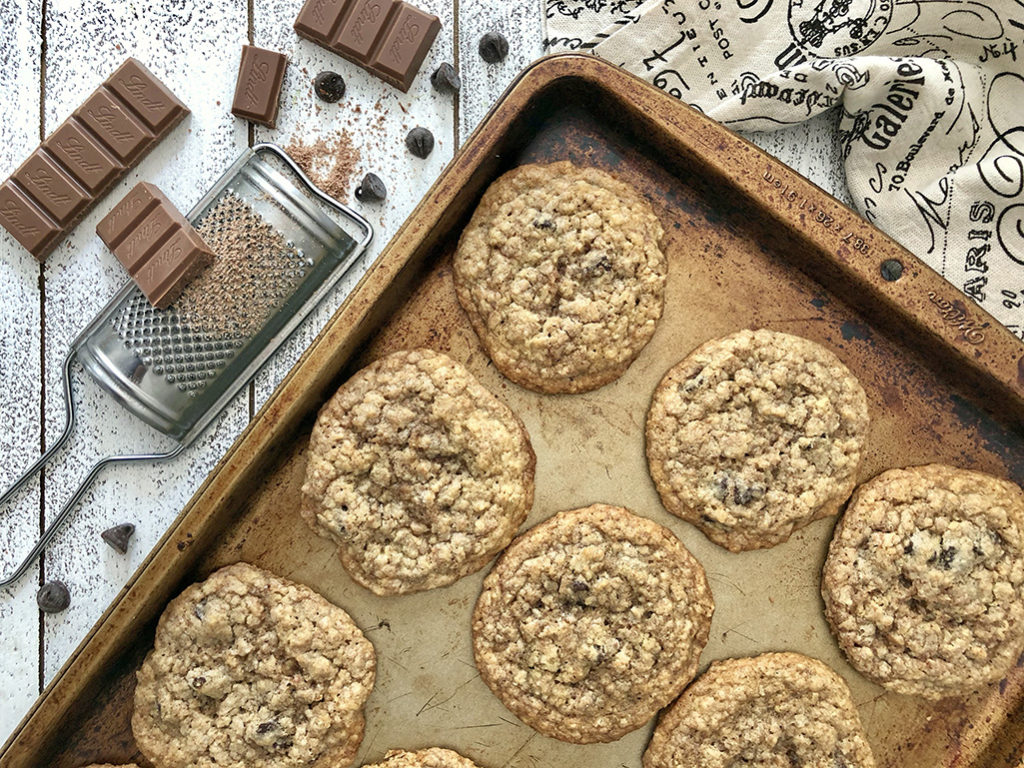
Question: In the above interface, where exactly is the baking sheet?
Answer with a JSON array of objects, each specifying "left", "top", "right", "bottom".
[{"left": 3, "top": 54, "right": 1024, "bottom": 768}]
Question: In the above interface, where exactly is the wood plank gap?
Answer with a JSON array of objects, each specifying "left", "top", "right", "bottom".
[
  {"left": 452, "top": 0, "right": 460, "bottom": 150},
  {"left": 37, "top": 0, "right": 48, "bottom": 696}
]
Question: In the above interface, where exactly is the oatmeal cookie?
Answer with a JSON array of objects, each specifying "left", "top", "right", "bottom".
[
  {"left": 361, "top": 748, "right": 482, "bottom": 768},
  {"left": 646, "top": 328, "right": 869, "bottom": 551},
  {"left": 452, "top": 161, "right": 666, "bottom": 393},
  {"left": 81, "top": 765, "right": 140, "bottom": 767},
  {"left": 300, "top": 348, "right": 535, "bottom": 595},
  {"left": 132, "top": 562, "right": 375, "bottom": 768},
  {"left": 822, "top": 464, "right": 1024, "bottom": 699},
  {"left": 472, "top": 504, "right": 714, "bottom": 743},
  {"left": 643, "top": 653, "right": 875, "bottom": 768}
]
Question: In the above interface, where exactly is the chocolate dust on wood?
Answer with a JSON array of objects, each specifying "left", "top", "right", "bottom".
[{"left": 285, "top": 130, "right": 361, "bottom": 201}]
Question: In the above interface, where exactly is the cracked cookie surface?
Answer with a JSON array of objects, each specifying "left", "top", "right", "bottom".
[
  {"left": 361, "top": 748, "right": 482, "bottom": 768},
  {"left": 301, "top": 348, "right": 535, "bottom": 596},
  {"left": 132, "top": 563, "right": 375, "bottom": 768},
  {"left": 646, "top": 328, "right": 869, "bottom": 551},
  {"left": 822, "top": 464, "right": 1024, "bottom": 699},
  {"left": 471, "top": 504, "right": 714, "bottom": 743},
  {"left": 453, "top": 161, "right": 666, "bottom": 393},
  {"left": 643, "top": 653, "right": 875, "bottom": 768}
]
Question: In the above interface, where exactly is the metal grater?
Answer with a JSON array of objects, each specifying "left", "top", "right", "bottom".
[{"left": 0, "top": 143, "right": 372, "bottom": 588}]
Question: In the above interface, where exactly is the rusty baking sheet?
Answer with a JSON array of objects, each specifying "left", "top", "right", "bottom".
[{"left": 4, "top": 54, "right": 1024, "bottom": 768}]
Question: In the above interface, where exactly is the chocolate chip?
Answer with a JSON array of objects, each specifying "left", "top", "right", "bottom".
[
  {"left": 101, "top": 522, "right": 135, "bottom": 554},
  {"left": 313, "top": 71, "right": 346, "bottom": 102},
  {"left": 478, "top": 31, "right": 509, "bottom": 63},
  {"left": 405, "top": 127, "right": 434, "bottom": 159},
  {"left": 533, "top": 217, "right": 555, "bottom": 230},
  {"left": 257, "top": 720, "right": 277, "bottom": 734},
  {"left": 37, "top": 580, "right": 70, "bottom": 613},
  {"left": 903, "top": 540, "right": 914, "bottom": 555},
  {"left": 571, "top": 580, "right": 589, "bottom": 592},
  {"left": 430, "top": 62, "right": 461, "bottom": 93},
  {"left": 938, "top": 545, "right": 957, "bottom": 569},
  {"left": 355, "top": 173, "right": 387, "bottom": 202},
  {"left": 733, "top": 481, "right": 764, "bottom": 506}
]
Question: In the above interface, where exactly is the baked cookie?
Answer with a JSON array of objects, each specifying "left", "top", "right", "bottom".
[
  {"left": 132, "top": 562, "right": 375, "bottom": 768},
  {"left": 300, "top": 348, "right": 535, "bottom": 595},
  {"left": 81, "top": 764, "right": 140, "bottom": 767},
  {"left": 646, "top": 328, "right": 869, "bottom": 551},
  {"left": 452, "top": 161, "right": 666, "bottom": 393},
  {"left": 361, "top": 748, "right": 482, "bottom": 768},
  {"left": 643, "top": 653, "right": 875, "bottom": 768},
  {"left": 822, "top": 464, "right": 1024, "bottom": 700},
  {"left": 472, "top": 504, "right": 714, "bottom": 743}
]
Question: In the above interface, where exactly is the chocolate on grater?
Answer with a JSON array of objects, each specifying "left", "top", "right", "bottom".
[
  {"left": 231, "top": 46, "right": 289, "bottom": 129},
  {"left": 294, "top": 0, "right": 441, "bottom": 93},
  {"left": 0, "top": 58, "right": 188, "bottom": 261},
  {"left": 0, "top": 143, "right": 373, "bottom": 591},
  {"left": 97, "top": 182, "right": 215, "bottom": 309}
]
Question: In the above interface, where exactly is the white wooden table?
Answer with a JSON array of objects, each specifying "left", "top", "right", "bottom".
[{"left": 0, "top": 0, "right": 847, "bottom": 746}]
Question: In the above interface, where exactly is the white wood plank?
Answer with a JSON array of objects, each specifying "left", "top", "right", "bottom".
[
  {"left": 0, "top": 0, "right": 44, "bottom": 743},
  {"left": 40, "top": 0, "right": 251, "bottom": 686},
  {"left": 250, "top": 0, "right": 457, "bottom": 409},
  {"left": 457, "top": 0, "right": 546, "bottom": 144}
]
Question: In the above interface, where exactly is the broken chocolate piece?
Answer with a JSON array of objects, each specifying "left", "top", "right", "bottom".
[
  {"left": 293, "top": 0, "right": 441, "bottom": 93},
  {"left": 101, "top": 523, "right": 136, "bottom": 554},
  {"left": 405, "top": 126, "right": 434, "bottom": 158},
  {"left": 314, "top": 71, "right": 347, "bottom": 102},
  {"left": 430, "top": 62, "right": 460, "bottom": 93},
  {"left": 97, "top": 182, "right": 215, "bottom": 309},
  {"left": 231, "top": 45, "right": 288, "bottom": 129},
  {"left": 478, "top": 31, "right": 509, "bottom": 63},
  {"left": 0, "top": 58, "right": 188, "bottom": 261},
  {"left": 355, "top": 172, "right": 387, "bottom": 202},
  {"left": 37, "top": 580, "right": 71, "bottom": 613}
]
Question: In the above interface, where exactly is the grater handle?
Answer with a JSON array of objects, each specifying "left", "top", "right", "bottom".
[
  {"left": 0, "top": 445, "right": 185, "bottom": 590},
  {"left": 0, "top": 350, "right": 78, "bottom": 511},
  {"left": 252, "top": 143, "right": 374, "bottom": 251}
]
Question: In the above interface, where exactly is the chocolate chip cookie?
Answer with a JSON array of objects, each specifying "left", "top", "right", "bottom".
[
  {"left": 643, "top": 652, "right": 875, "bottom": 768},
  {"left": 132, "top": 562, "right": 375, "bottom": 768},
  {"left": 361, "top": 748, "right": 482, "bottom": 768},
  {"left": 822, "top": 464, "right": 1024, "bottom": 699},
  {"left": 453, "top": 161, "right": 666, "bottom": 393},
  {"left": 300, "top": 348, "right": 535, "bottom": 595},
  {"left": 472, "top": 504, "right": 714, "bottom": 743},
  {"left": 646, "top": 328, "right": 869, "bottom": 551}
]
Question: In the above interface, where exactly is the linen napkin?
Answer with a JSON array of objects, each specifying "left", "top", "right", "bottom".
[{"left": 544, "top": 0, "right": 1024, "bottom": 337}]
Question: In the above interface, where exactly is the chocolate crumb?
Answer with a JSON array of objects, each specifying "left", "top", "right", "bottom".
[
  {"left": 355, "top": 173, "right": 387, "bottom": 202},
  {"left": 37, "top": 580, "right": 71, "bottom": 613},
  {"left": 430, "top": 62, "right": 461, "bottom": 93},
  {"left": 314, "top": 71, "right": 346, "bottom": 103},
  {"left": 405, "top": 127, "right": 434, "bottom": 158},
  {"left": 101, "top": 523, "right": 135, "bottom": 554},
  {"left": 479, "top": 32, "right": 509, "bottom": 63},
  {"left": 285, "top": 130, "right": 361, "bottom": 201}
]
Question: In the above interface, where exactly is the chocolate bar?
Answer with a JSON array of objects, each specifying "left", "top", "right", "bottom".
[
  {"left": 97, "top": 182, "right": 214, "bottom": 309},
  {"left": 294, "top": 0, "right": 441, "bottom": 93},
  {"left": 231, "top": 46, "right": 288, "bottom": 128},
  {"left": 0, "top": 58, "right": 188, "bottom": 262}
]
